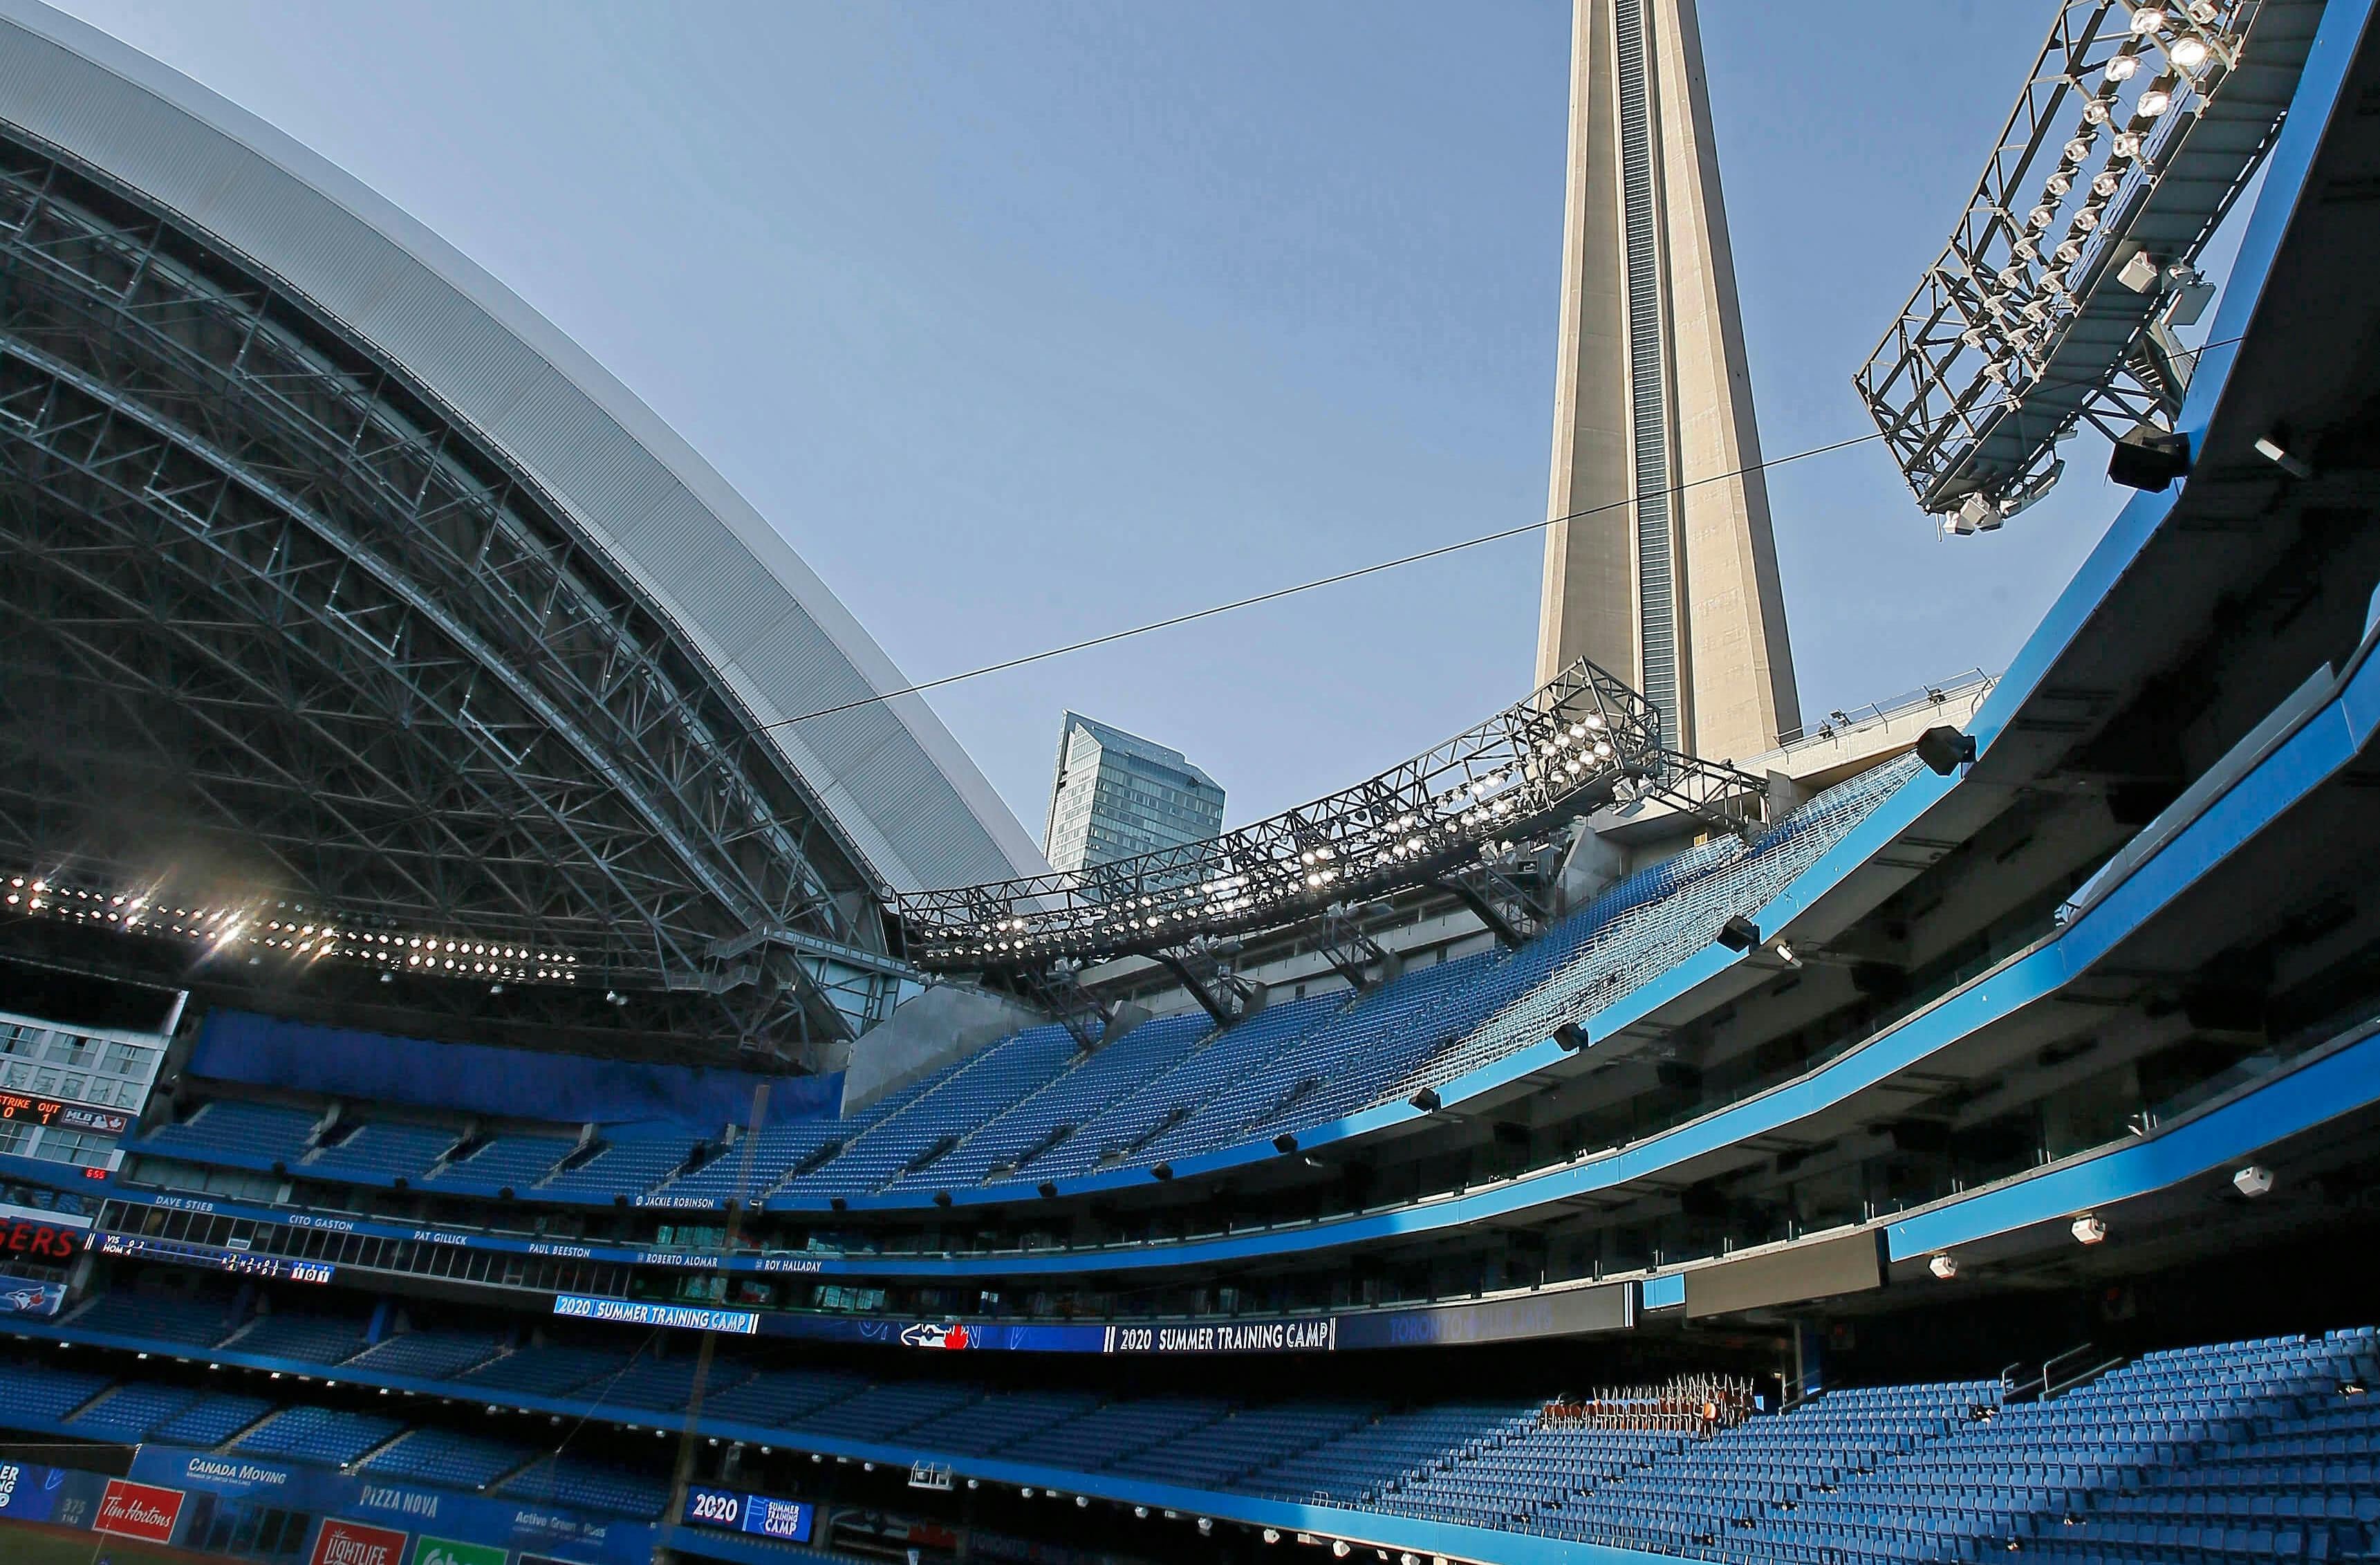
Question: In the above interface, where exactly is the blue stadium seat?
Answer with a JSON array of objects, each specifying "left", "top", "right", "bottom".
[
  {"left": 361, "top": 1426, "right": 537, "bottom": 1490},
  {"left": 235, "top": 1402, "right": 405, "bottom": 1465}
]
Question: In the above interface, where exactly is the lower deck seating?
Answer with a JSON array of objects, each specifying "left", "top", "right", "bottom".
[
  {"left": 3, "top": 1321, "right": 2379, "bottom": 1564},
  {"left": 65, "top": 1380, "right": 203, "bottom": 1441},
  {"left": 234, "top": 1402, "right": 405, "bottom": 1465},
  {"left": 498, "top": 1452, "right": 671, "bottom": 1518},
  {"left": 361, "top": 1426, "right": 537, "bottom": 1490},
  {"left": 225, "top": 1312, "right": 367, "bottom": 1364},
  {"left": 68, "top": 1290, "right": 237, "bottom": 1346}
]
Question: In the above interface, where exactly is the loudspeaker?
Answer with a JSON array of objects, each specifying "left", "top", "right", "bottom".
[
  {"left": 1717, "top": 916, "right": 1760, "bottom": 952},
  {"left": 1272, "top": 1133, "right": 1299, "bottom": 1154},
  {"left": 2108, "top": 425, "right": 2191, "bottom": 491},
  {"left": 1915, "top": 725, "right": 1977, "bottom": 775},
  {"left": 1409, "top": 1088, "right": 1442, "bottom": 1113}
]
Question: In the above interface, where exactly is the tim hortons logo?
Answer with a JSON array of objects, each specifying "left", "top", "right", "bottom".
[
  {"left": 311, "top": 1518, "right": 411, "bottom": 1565},
  {"left": 94, "top": 1479, "right": 185, "bottom": 1541}
]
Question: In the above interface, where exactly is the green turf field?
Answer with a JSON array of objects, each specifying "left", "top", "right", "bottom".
[{"left": 0, "top": 1518, "right": 223, "bottom": 1564}]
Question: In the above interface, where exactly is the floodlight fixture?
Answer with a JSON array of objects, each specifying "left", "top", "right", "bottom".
[
  {"left": 893, "top": 656, "right": 1656, "bottom": 972},
  {"left": 1858, "top": 0, "right": 2269, "bottom": 519},
  {"left": 2253, "top": 435, "right": 2312, "bottom": 479}
]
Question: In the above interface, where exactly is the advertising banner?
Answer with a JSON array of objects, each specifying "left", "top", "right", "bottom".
[
  {"left": 0, "top": 1212, "right": 86, "bottom": 1265},
  {"left": 680, "top": 1485, "right": 812, "bottom": 1544},
  {"left": 0, "top": 1272, "right": 66, "bottom": 1317},
  {"left": 310, "top": 1517, "right": 411, "bottom": 1565},
  {"left": 551, "top": 1294, "right": 756, "bottom": 1333},
  {"left": 94, "top": 1477, "right": 186, "bottom": 1541},
  {"left": 411, "top": 1537, "right": 511, "bottom": 1565},
  {"left": 0, "top": 1458, "right": 64, "bottom": 1521},
  {"left": 0, "top": 1459, "right": 110, "bottom": 1528},
  {"left": 130, "top": 1445, "right": 657, "bottom": 1565},
  {"left": 744, "top": 1282, "right": 1633, "bottom": 1355}
]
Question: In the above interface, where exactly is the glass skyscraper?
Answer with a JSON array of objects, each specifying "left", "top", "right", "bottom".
[{"left": 1042, "top": 713, "right": 1225, "bottom": 875}]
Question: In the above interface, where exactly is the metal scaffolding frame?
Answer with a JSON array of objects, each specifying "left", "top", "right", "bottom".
[
  {"left": 1855, "top": 0, "right": 2313, "bottom": 524},
  {"left": 0, "top": 135, "right": 902, "bottom": 1057},
  {"left": 892, "top": 658, "right": 1662, "bottom": 973}
]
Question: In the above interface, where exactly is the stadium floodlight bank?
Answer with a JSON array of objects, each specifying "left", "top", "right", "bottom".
[
  {"left": 1855, "top": 0, "right": 2312, "bottom": 530},
  {"left": 892, "top": 658, "right": 1662, "bottom": 972}
]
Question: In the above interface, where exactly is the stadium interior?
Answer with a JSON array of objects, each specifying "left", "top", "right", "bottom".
[{"left": 4, "top": 2, "right": 2380, "bottom": 1564}]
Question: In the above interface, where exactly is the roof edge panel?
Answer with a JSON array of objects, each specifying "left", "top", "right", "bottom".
[{"left": 0, "top": 0, "right": 1050, "bottom": 893}]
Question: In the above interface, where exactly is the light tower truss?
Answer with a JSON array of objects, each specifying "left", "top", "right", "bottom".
[
  {"left": 1856, "top": 0, "right": 2321, "bottom": 529},
  {"left": 893, "top": 659, "right": 1664, "bottom": 974}
]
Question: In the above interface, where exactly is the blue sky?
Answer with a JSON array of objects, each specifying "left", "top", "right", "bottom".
[{"left": 55, "top": 2, "right": 2171, "bottom": 840}]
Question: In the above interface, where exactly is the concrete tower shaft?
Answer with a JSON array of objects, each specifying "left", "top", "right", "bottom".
[{"left": 1536, "top": 0, "right": 1798, "bottom": 762}]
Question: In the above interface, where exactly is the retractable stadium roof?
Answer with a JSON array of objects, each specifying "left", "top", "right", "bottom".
[{"left": 0, "top": 1, "right": 1048, "bottom": 1058}]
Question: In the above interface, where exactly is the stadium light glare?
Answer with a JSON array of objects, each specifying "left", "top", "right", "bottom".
[{"left": 2130, "top": 5, "right": 2168, "bottom": 31}]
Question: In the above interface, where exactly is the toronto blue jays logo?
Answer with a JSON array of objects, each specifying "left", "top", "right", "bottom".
[{"left": 898, "top": 1322, "right": 974, "bottom": 1350}]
